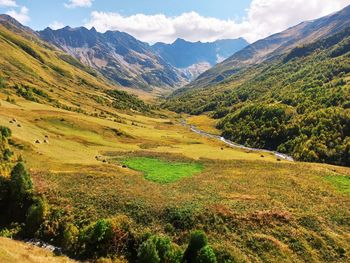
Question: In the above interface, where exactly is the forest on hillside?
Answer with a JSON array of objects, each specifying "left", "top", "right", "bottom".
[{"left": 165, "top": 29, "right": 350, "bottom": 166}]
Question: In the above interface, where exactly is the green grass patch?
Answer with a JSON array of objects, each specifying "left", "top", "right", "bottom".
[
  {"left": 325, "top": 175, "right": 350, "bottom": 195},
  {"left": 122, "top": 157, "right": 203, "bottom": 184}
]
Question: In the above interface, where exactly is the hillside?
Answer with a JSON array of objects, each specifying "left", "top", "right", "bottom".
[
  {"left": 152, "top": 38, "right": 248, "bottom": 79},
  {"left": 0, "top": 14, "right": 152, "bottom": 114},
  {"left": 39, "top": 26, "right": 188, "bottom": 92},
  {"left": 189, "top": 4, "right": 350, "bottom": 89},
  {"left": 165, "top": 27, "right": 350, "bottom": 166}
]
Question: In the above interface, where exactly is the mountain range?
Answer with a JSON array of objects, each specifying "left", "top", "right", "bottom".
[{"left": 39, "top": 27, "right": 248, "bottom": 92}]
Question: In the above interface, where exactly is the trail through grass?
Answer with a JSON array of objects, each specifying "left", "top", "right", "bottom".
[{"left": 122, "top": 157, "right": 203, "bottom": 184}]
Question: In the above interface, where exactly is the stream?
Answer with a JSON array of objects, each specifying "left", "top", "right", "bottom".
[{"left": 182, "top": 120, "right": 294, "bottom": 162}]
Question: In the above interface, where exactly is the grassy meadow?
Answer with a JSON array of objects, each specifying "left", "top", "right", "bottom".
[{"left": 121, "top": 157, "right": 203, "bottom": 184}]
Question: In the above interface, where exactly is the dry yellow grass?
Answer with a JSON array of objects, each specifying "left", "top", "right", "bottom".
[
  {"left": 0, "top": 96, "right": 280, "bottom": 172},
  {"left": 0, "top": 238, "right": 75, "bottom": 263},
  {"left": 186, "top": 114, "right": 221, "bottom": 135}
]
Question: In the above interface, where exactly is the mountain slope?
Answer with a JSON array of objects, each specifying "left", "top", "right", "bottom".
[
  {"left": 0, "top": 14, "right": 150, "bottom": 113},
  {"left": 39, "top": 27, "right": 188, "bottom": 92},
  {"left": 152, "top": 38, "right": 248, "bottom": 78},
  {"left": 165, "top": 27, "right": 350, "bottom": 166},
  {"left": 189, "top": 4, "right": 350, "bottom": 89}
]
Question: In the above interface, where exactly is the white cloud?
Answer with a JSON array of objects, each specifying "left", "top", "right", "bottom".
[
  {"left": 49, "top": 21, "right": 65, "bottom": 30},
  {"left": 64, "top": 0, "right": 93, "bottom": 9},
  {"left": 0, "top": 0, "right": 17, "bottom": 7},
  {"left": 6, "top": 6, "right": 30, "bottom": 24},
  {"left": 85, "top": 0, "right": 350, "bottom": 44}
]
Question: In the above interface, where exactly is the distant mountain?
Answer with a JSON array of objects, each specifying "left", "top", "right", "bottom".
[
  {"left": 39, "top": 27, "right": 188, "bottom": 92},
  {"left": 152, "top": 38, "right": 248, "bottom": 79},
  {"left": 189, "top": 4, "right": 350, "bottom": 89}
]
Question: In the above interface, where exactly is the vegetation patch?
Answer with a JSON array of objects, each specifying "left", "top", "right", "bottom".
[
  {"left": 325, "top": 175, "right": 350, "bottom": 195},
  {"left": 122, "top": 157, "right": 203, "bottom": 184}
]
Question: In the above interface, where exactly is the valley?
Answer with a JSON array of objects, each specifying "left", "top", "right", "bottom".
[{"left": 0, "top": 2, "right": 350, "bottom": 263}]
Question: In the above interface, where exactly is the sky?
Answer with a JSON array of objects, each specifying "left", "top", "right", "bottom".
[{"left": 0, "top": 0, "right": 350, "bottom": 44}]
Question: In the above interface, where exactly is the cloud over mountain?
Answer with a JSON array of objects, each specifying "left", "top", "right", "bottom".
[
  {"left": 6, "top": 6, "right": 29, "bottom": 24},
  {"left": 85, "top": 0, "right": 350, "bottom": 43}
]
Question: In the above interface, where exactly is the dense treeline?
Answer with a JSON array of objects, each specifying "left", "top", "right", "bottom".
[{"left": 165, "top": 29, "right": 350, "bottom": 166}]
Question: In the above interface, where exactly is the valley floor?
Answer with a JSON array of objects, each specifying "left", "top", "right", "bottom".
[{"left": 1, "top": 95, "right": 350, "bottom": 262}]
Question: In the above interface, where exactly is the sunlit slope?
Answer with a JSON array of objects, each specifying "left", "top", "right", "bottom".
[
  {"left": 0, "top": 238, "right": 75, "bottom": 263},
  {"left": 0, "top": 20, "right": 153, "bottom": 114}
]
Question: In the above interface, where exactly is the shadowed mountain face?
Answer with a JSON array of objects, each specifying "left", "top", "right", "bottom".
[
  {"left": 39, "top": 26, "right": 189, "bottom": 92},
  {"left": 152, "top": 38, "right": 248, "bottom": 78},
  {"left": 189, "top": 4, "right": 350, "bottom": 89}
]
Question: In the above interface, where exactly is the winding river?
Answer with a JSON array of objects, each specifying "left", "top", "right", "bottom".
[{"left": 182, "top": 120, "right": 294, "bottom": 162}]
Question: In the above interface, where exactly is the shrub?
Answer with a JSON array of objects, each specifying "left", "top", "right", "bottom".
[
  {"left": 197, "top": 246, "right": 217, "bottom": 263},
  {"left": 137, "top": 235, "right": 182, "bottom": 263},
  {"left": 0, "top": 126, "right": 11, "bottom": 138},
  {"left": 62, "top": 223, "right": 79, "bottom": 251},
  {"left": 137, "top": 238, "right": 160, "bottom": 263},
  {"left": 25, "top": 196, "right": 48, "bottom": 236},
  {"left": 183, "top": 230, "right": 208, "bottom": 263},
  {"left": 0, "top": 76, "right": 6, "bottom": 88}
]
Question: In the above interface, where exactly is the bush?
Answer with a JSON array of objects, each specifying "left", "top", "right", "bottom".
[
  {"left": 79, "top": 219, "right": 113, "bottom": 258},
  {"left": 62, "top": 223, "right": 79, "bottom": 251},
  {"left": 183, "top": 230, "right": 208, "bottom": 263},
  {"left": 137, "top": 238, "right": 160, "bottom": 263},
  {"left": 0, "top": 77, "right": 5, "bottom": 89},
  {"left": 0, "top": 126, "right": 11, "bottom": 139},
  {"left": 25, "top": 196, "right": 48, "bottom": 236},
  {"left": 137, "top": 235, "right": 182, "bottom": 263},
  {"left": 197, "top": 246, "right": 217, "bottom": 263}
]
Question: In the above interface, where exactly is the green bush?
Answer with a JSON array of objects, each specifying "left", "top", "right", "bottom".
[
  {"left": 25, "top": 196, "right": 48, "bottom": 236},
  {"left": 0, "top": 76, "right": 6, "bottom": 88},
  {"left": 62, "top": 223, "right": 79, "bottom": 251},
  {"left": 197, "top": 246, "right": 217, "bottom": 263},
  {"left": 137, "top": 238, "right": 160, "bottom": 263},
  {"left": 137, "top": 235, "right": 182, "bottom": 263},
  {"left": 183, "top": 230, "right": 208, "bottom": 263},
  {"left": 0, "top": 126, "right": 11, "bottom": 139},
  {"left": 79, "top": 219, "right": 113, "bottom": 258}
]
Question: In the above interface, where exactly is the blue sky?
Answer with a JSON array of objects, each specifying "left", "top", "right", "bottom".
[
  {"left": 0, "top": 0, "right": 251, "bottom": 29},
  {"left": 1, "top": 0, "right": 349, "bottom": 43}
]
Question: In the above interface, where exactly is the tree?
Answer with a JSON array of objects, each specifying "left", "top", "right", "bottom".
[
  {"left": 25, "top": 196, "right": 48, "bottom": 236},
  {"left": 10, "top": 162, "right": 33, "bottom": 206},
  {"left": 197, "top": 246, "right": 217, "bottom": 263},
  {"left": 183, "top": 230, "right": 208, "bottom": 263}
]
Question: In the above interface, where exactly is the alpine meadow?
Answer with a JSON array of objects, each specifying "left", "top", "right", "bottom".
[{"left": 0, "top": 1, "right": 350, "bottom": 263}]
